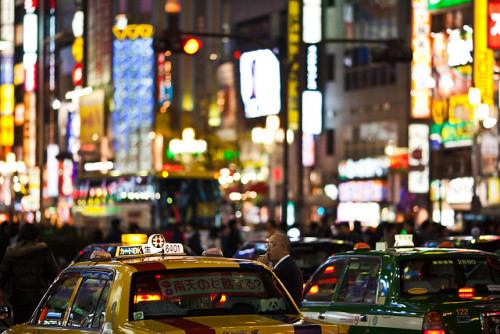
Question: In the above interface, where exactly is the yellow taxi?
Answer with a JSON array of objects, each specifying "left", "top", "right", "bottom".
[{"left": 1, "top": 234, "right": 347, "bottom": 334}]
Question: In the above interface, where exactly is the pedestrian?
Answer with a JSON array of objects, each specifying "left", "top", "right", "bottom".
[
  {"left": 186, "top": 225, "right": 203, "bottom": 256},
  {"left": 257, "top": 233, "right": 303, "bottom": 307},
  {"left": 0, "top": 223, "right": 60, "bottom": 324},
  {"left": 220, "top": 219, "right": 242, "bottom": 257},
  {"left": 0, "top": 221, "right": 10, "bottom": 263},
  {"left": 104, "top": 217, "right": 122, "bottom": 243}
]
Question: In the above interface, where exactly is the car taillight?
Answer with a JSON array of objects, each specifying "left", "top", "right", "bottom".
[
  {"left": 135, "top": 294, "right": 161, "bottom": 303},
  {"left": 458, "top": 287, "right": 475, "bottom": 298},
  {"left": 423, "top": 310, "right": 444, "bottom": 334}
]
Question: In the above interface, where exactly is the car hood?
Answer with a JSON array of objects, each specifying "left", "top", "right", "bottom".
[{"left": 121, "top": 314, "right": 347, "bottom": 333}]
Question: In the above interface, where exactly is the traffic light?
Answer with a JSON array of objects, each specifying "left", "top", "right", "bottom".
[
  {"left": 182, "top": 37, "right": 202, "bottom": 55},
  {"left": 371, "top": 39, "right": 412, "bottom": 63},
  {"left": 153, "top": 31, "right": 202, "bottom": 55}
]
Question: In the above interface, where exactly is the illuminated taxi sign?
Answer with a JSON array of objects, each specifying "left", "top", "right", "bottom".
[
  {"left": 115, "top": 234, "right": 185, "bottom": 258},
  {"left": 117, "top": 245, "right": 144, "bottom": 257},
  {"left": 394, "top": 234, "right": 414, "bottom": 247},
  {"left": 164, "top": 243, "right": 184, "bottom": 255},
  {"left": 122, "top": 233, "right": 148, "bottom": 246}
]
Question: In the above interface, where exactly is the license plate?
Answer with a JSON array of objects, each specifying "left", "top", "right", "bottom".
[{"left": 482, "top": 312, "right": 500, "bottom": 334}]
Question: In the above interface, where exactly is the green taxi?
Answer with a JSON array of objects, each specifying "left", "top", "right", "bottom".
[
  {"left": 2, "top": 234, "right": 348, "bottom": 334},
  {"left": 301, "top": 235, "right": 500, "bottom": 334}
]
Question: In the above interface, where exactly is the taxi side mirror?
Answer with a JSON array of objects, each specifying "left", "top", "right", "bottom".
[{"left": 0, "top": 305, "right": 11, "bottom": 319}]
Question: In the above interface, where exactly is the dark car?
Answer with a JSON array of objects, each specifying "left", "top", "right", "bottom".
[
  {"left": 234, "top": 237, "right": 354, "bottom": 282},
  {"left": 423, "top": 235, "right": 500, "bottom": 253},
  {"left": 69, "top": 242, "right": 121, "bottom": 265},
  {"left": 301, "top": 235, "right": 500, "bottom": 333}
]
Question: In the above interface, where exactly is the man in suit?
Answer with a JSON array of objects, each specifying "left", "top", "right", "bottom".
[{"left": 258, "top": 233, "right": 303, "bottom": 307}]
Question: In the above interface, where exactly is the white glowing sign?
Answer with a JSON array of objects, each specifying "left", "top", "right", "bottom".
[
  {"left": 46, "top": 144, "right": 59, "bottom": 198},
  {"left": 239, "top": 49, "right": 281, "bottom": 118},
  {"left": 337, "top": 202, "right": 380, "bottom": 225},
  {"left": 408, "top": 123, "right": 429, "bottom": 193},
  {"left": 447, "top": 29, "right": 473, "bottom": 67},
  {"left": 302, "top": 0, "right": 321, "bottom": 44},
  {"left": 23, "top": 10, "right": 37, "bottom": 93},
  {"left": 338, "top": 157, "right": 390, "bottom": 179},
  {"left": 446, "top": 177, "right": 473, "bottom": 204},
  {"left": 23, "top": 14, "right": 37, "bottom": 53},
  {"left": 302, "top": 91, "right": 322, "bottom": 135},
  {"left": 411, "top": 0, "right": 432, "bottom": 119},
  {"left": 302, "top": 44, "right": 322, "bottom": 135}
]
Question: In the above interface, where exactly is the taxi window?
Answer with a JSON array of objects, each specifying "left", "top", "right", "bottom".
[
  {"left": 337, "top": 258, "right": 381, "bottom": 303},
  {"left": 130, "top": 268, "right": 297, "bottom": 319},
  {"left": 303, "top": 259, "right": 346, "bottom": 302},
  {"left": 400, "top": 256, "right": 500, "bottom": 295},
  {"left": 67, "top": 278, "right": 110, "bottom": 328},
  {"left": 35, "top": 275, "right": 79, "bottom": 326},
  {"left": 292, "top": 244, "right": 349, "bottom": 273}
]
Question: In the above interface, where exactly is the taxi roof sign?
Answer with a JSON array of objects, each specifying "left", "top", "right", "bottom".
[
  {"left": 116, "top": 234, "right": 185, "bottom": 258},
  {"left": 121, "top": 233, "right": 148, "bottom": 245},
  {"left": 394, "top": 234, "right": 414, "bottom": 247}
]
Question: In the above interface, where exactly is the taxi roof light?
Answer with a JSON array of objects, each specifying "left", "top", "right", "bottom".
[
  {"left": 394, "top": 234, "right": 414, "bottom": 248},
  {"left": 354, "top": 242, "right": 370, "bottom": 250}
]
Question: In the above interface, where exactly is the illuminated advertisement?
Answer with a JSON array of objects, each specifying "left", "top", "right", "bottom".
[
  {"left": 338, "top": 157, "right": 390, "bottom": 180},
  {"left": 79, "top": 89, "right": 104, "bottom": 145},
  {"left": 408, "top": 124, "right": 429, "bottom": 193},
  {"left": 474, "top": 0, "right": 494, "bottom": 105},
  {"left": 430, "top": 94, "right": 474, "bottom": 148},
  {"left": 288, "top": 0, "right": 300, "bottom": 130},
  {"left": 428, "top": 0, "right": 471, "bottom": 11},
  {"left": 239, "top": 49, "right": 281, "bottom": 118},
  {"left": 411, "top": 0, "right": 432, "bottom": 119},
  {"left": 112, "top": 25, "right": 154, "bottom": 173},
  {"left": 488, "top": 1, "right": 500, "bottom": 49},
  {"left": 338, "top": 180, "right": 388, "bottom": 202},
  {"left": 337, "top": 202, "right": 380, "bottom": 225},
  {"left": 431, "top": 31, "right": 472, "bottom": 99}
]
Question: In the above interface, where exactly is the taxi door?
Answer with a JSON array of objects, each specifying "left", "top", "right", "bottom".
[
  {"left": 324, "top": 256, "right": 382, "bottom": 333},
  {"left": 28, "top": 269, "right": 113, "bottom": 334}
]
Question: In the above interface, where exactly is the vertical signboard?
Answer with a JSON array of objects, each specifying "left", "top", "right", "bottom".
[
  {"left": 112, "top": 24, "right": 154, "bottom": 173},
  {"left": 87, "top": 0, "right": 112, "bottom": 86},
  {"left": 474, "top": 0, "right": 494, "bottom": 105},
  {"left": 79, "top": 89, "right": 104, "bottom": 145},
  {"left": 488, "top": 1, "right": 500, "bottom": 48},
  {"left": 408, "top": 124, "right": 430, "bottom": 193},
  {"left": 288, "top": 0, "right": 300, "bottom": 130},
  {"left": 411, "top": 0, "right": 432, "bottom": 119}
]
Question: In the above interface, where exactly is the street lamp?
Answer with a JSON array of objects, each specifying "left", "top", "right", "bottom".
[{"left": 468, "top": 87, "right": 498, "bottom": 214}]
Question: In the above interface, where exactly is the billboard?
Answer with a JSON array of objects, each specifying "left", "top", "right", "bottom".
[{"left": 239, "top": 49, "right": 281, "bottom": 118}]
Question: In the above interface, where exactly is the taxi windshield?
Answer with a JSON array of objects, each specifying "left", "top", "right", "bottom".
[
  {"left": 130, "top": 268, "right": 298, "bottom": 318},
  {"left": 400, "top": 256, "right": 500, "bottom": 296}
]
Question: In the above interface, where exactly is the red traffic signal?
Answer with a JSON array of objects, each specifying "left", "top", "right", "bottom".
[{"left": 182, "top": 37, "right": 202, "bottom": 55}]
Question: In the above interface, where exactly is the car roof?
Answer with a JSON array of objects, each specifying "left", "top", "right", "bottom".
[
  {"left": 70, "top": 254, "right": 266, "bottom": 272},
  {"left": 332, "top": 246, "right": 498, "bottom": 259},
  {"left": 243, "top": 237, "right": 353, "bottom": 245}
]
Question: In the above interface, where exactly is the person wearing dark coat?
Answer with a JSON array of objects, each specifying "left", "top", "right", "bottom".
[
  {"left": 257, "top": 233, "right": 303, "bottom": 308},
  {"left": 0, "top": 223, "right": 60, "bottom": 324},
  {"left": 104, "top": 217, "right": 123, "bottom": 243}
]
